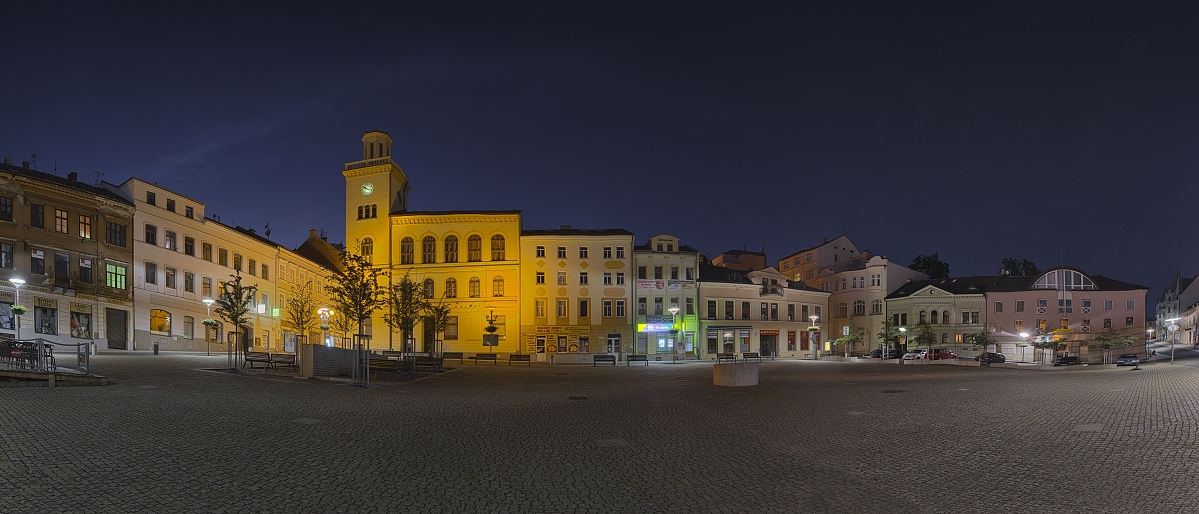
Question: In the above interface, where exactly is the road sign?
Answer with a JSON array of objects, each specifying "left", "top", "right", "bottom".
[{"left": 483, "top": 334, "right": 499, "bottom": 346}]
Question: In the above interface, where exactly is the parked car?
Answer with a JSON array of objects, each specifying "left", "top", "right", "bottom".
[
  {"left": 865, "top": 349, "right": 883, "bottom": 358},
  {"left": 931, "top": 349, "right": 957, "bottom": 360},
  {"left": 886, "top": 349, "right": 905, "bottom": 359},
  {"left": 1053, "top": 355, "right": 1081, "bottom": 366},
  {"left": 903, "top": 350, "right": 926, "bottom": 360},
  {"left": 1115, "top": 353, "right": 1140, "bottom": 366},
  {"left": 975, "top": 352, "right": 1006, "bottom": 363}
]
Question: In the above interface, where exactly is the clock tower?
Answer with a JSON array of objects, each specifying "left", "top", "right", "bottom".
[{"left": 344, "top": 130, "right": 411, "bottom": 266}]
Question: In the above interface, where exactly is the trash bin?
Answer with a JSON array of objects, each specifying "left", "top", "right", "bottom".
[{"left": 153, "top": 342, "right": 159, "bottom": 355}]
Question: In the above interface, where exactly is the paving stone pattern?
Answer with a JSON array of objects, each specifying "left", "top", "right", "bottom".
[{"left": 2, "top": 353, "right": 1197, "bottom": 513}]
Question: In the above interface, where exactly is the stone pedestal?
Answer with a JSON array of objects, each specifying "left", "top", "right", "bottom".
[{"left": 713, "top": 362, "right": 759, "bottom": 387}]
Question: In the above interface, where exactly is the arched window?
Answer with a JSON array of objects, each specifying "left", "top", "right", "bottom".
[
  {"left": 929, "top": 310, "right": 938, "bottom": 324},
  {"left": 445, "top": 278, "right": 457, "bottom": 298},
  {"left": 835, "top": 302, "right": 848, "bottom": 318},
  {"left": 423, "top": 278, "right": 435, "bottom": 298},
  {"left": 149, "top": 309, "right": 171, "bottom": 336},
  {"left": 490, "top": 234, "right": 505, "bottom": 261},
  {"left": 469, "top": 277, "right": 480, "bottom": 298},
  {"left": 492, "top": 276, "right": 504, "bottom": 297},
  {"left": 1033, "top": 269, "right": 1096, "bottom": 290},
  {"left": 852, "top": 300, "right": 865, "bottom": 316},
  {"left": 400, "top": 237, "right": 414, "bottom": 264},
  {"left": 467, "top": 235, "right": 482, "bottom": 262},
  {"left": 942, "top": 311, "right": 950, "bottom": 324},
  {"left": 444, "top": 236, "right": 458, "bottom": 263},
  {"left": 871, "top": 300, "right": 883, "bottom": 315},
  {"left": 370, "top": 204, "right": 377, "bottom": 218},
  {"left": 422, "top": 236, "right": 436, "bottom": 263},
  {"left": 361, "top": 238, "right": 373, "bottom": 265},
  {"left": 356, "top": 206, "right": 363, "bottom": 220},
  {"left": 919, "top": 311, "right": 927, "bottom": 324}
]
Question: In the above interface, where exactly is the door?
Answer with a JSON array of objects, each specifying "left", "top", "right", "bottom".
[
  {"left": 106, "top": 308, "right": 127, "bottom": 349},
  {"left": 761, "top": 335, "right": 774, "bottom": 357}
]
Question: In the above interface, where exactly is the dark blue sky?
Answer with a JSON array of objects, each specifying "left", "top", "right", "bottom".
[{"left": 3, "top": 2, "right": 1195, "bottom": 306}]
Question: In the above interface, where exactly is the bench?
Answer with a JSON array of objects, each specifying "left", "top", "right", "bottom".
[
  {"left": 593, "top": 354, "right": 616, "bottom": 367},
  {"left": 382, "top": 351, "right": 405, "bottom": 360},
  {"left": 369, "top": 358, "right": 413, "bottom": 379},
  {"left": 742, "top": 352, "right": 762, "bottom": 362},
  {"left": 271, "top": 353, "right": 298, "bottom": 371},
  {"left": 626, "top": 354, "right": 649, "bottom": 366},
  {"left": 443, "top": 351, "right": 465, "bottom": 364},
  {"left": 244, "top": 351, "right": 273, "bottom": 370},
  {"left": 472, "top": 353, "right": 497, "bottom": 365},
  {"left": 413, "top": 356, "right": 444, "bottom": 374},
  {"left": 509, "top": 354, "right": 532, "bottom": 366},
  {"left": 716, "top": 352, "right": 737, "bottom": 363}
]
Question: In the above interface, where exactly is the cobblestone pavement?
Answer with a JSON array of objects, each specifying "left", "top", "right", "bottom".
[{"left": 3, "top": 353, "right": 1199, "bottom": 513}]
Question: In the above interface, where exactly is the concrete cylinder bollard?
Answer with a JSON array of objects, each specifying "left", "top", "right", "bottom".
[{"left": 713, "top": 362, "right": 759, "bottom": 386}]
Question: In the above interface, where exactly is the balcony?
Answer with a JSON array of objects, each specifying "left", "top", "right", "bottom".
[
  {"left": 344, "top": 156, "right": 394, "bottom": 171},
  {"left": 760, "top": 284, "right": 784, "bottom": 297}
]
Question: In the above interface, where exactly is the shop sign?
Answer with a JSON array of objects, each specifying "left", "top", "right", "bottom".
[
  {"left": 534, "top": 325, "right": 590, "bottom": 334},
  {"left": 637, "top": 280, "right": 664, "bottom": 290},
  {"left": 639, "top": 323, "right": 673, "bottom": 332},
  {"left": 70, "top": 302, "right": 92, "bottom": 314},
  {"left": 667, "top": 280, "right": 694, "bottom": 289},
  {"left": 759, "top": 330, "right": 779, "bottom": 336},
  {"left": 0, "top": 291, "right": 12, "bottom": 303},
  {"left": 35, "top": 297, "right": 58, "bottom": 309}
]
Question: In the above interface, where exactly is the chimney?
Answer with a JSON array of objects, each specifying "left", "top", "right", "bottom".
[
  {"left": 22, "top": 161, "right": 30, "bottom": 169},
  {"left": 3, "top": 156, "right": 10, "bottom": 165},
  {"left": 821, "top": 237, "right": 827, "bottom": 244},
  {"left": 309, "top": 229, "right": 318, "bottom": 239},
  {"left": 67, "top": 172, "right": 78, "bottom": 182},
  {"left": 560, "top": 225, "right": 571, "bottom": 230}
]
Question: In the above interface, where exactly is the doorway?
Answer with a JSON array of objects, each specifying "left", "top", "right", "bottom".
[
  {"left": 105, "top": 308, "right": 127, "bottom": 349},
  {"left": 760, "top": 335, "right": 775, "bottom": 357}
]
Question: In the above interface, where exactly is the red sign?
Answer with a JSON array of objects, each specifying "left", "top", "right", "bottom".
[{"left": 759, "top": 330, "right": 779, "bottom": 336}]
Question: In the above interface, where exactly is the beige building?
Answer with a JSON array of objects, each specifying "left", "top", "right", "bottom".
[
  {"left": 519, "top": 228, "right": 634, "bottom": 359},
  {"left": 697, "top": 265, "right": 830, "bottom": 359},
  {"left": 633, "top": 234, "right": 701, "bottom": 358},
  {"left": 711, "top": 249, "right": 767, "bottom": 272},
  {"left": 824, "top": 256, "right": 926, "bottom": 354},
  {"left": 0, "top": 160, "right": 135, "bottom": 350},
  {"left": 778, "top": 235, "right": 865, "bottom": 287},
  {"left": 884, "top": 277, "right": 988, "bottom": 355}
]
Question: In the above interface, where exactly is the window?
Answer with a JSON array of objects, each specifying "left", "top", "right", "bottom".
[
  {"left": 741, "top": 301, "right": 750, "bottom": 320},
  {"left": 55, "top": 209, "right": 68, "bottom": 233},
  {"left": 146, "top": 191, "right": 156, "bottom": 206},
  {"left": 202, "top": 242, "right": 212, "bottom": 261},
  {"left": 30, "top": 204, "right": 44, "bottom": 228},
  {"left": 1126, "top": 300, "right": 1134, "bottom": 311},
  {"left": 534, "top": 299, "right": 546, "bottom": 318},
  {"left": 492, "top": 277, "right": 504, "bottom": 297},
  {"left": 972, "top": 312, "right": 979, "bottom": 324},
  {"left": 603, "top": 272, "right": 612, "bottom": 285},
  {"left": 671, "top": 267, "right": 679, "bottom": 280},
  {"left": 638, "top": 266, "right": 646, "bottom": 279},
  {"left": 579, "top": 247, "right": 589, "bottom": 258},
  {"left": 615, "top": 300, "right": 625, "bottom": 317},
  {"left": 185, "top": 206, "right": 194, "bottom": 219},
  {"left": 218, "top": 249, "right": 228, "bottom": 267},
  {"left": 1016, "top": 300, "right": 1024, "bottom": 313},
  {"left": 603, "top": 300, "right": 613, "bottom": 317},
  {"left": 467, "top": 235, "right": 482, "bottom": 261},
  {"left": 656, "top": 298, "right": 664, "bottom": 315},
  {"left": 1104, "top": 318, "right": 1112, "bottom": 329},
  {"left": 400, "top": 237, "right": 414, "bottom": 264},
  {"left": 579, "top": 299, "right": 589, "bottom": 318},
  {"left": 1104, "top": 300, "right": 1113, "bottom": 311},
  {"left": 202, "top": 277, "right": 212, "bottom": 298},
  {"left": 31, "top": 249, "right": 44, "bottom": 274},
  {"left": 78, "top": 258, "right": 92, "bottom": 283},
  {"left": 836, "top": 303, "right": 848, "bottom": 318},
  {"left": 248, "top": 259, "right": 256, "bottom": 276},
  {"left": 469, "top": 277, "right": 480, "bottom": 297},
  {"left": 603, "top": 247, "right": 612, "bottom": 258},
  {"left": 579, "top": 272, "right": 588, "bottom": 285},
  {"left": 654, "top": 266, "right": 663, "bottom": 279},
  {"left": 422, "top": 236, "right": 436, "bottom": 263},
  {"left": 557, "top": 299, "right": 568, "bottom": 318},
  {"left": 183, "top": 316, "right": 194, "bottom": 339},
  {"left": 423, "top": 278, "right": 435, "bottom": 299},
  {"left": 852, "top": 301, "right": 865, "bottom": 316},
  {"left": 615, "top": 247, "right": 625, "bottom": 259},
  {"left": 184, "top": 272, "right": 194, "bottom": 293},
  {"left": 445, "top": 278, "right": 457, "bottom": 298},
  {"left": 871, "top": 300, "right": 882, "bottom": 315},
  {"left": 149, "top": 309, "right": 170, "bottom": 335},
  {"left": 361, "top": 237, "right": 374, "bottom": 264},
  {"left": 233, "top": 253, "right": 242, "bottom": 272},
  {"left": 686, "top": 267, "right": 694, "bottom": 280},
  {"left": 553, "top": 271, "right": 566, "bottom": 285},
  {"left": 685, "top": 297, "right": 695, "bottom": 316},
  {"left": 445, "top": 316, "right": 458, "bottom": 340},
  {"left": 557, "top": 246, "right": 567, "bottom": 258},
  {"left": 261, "top": 265, "right": 268, "bottom": 280},
  {"left": 106, "top": 264, "right": 127, "bottom": 289},
  {"left": 1060, "top": 318, "right": 1070, "bottom": 330},
  {"left": 536, "top": 245, "right": 546, "bottom": 258},
  {"left": 0, "top": 197, "right": 11, "bottom": 222},
  {"left": 725, "top": 301, "right": 734, "bottom": 320},
  {"left": 490, "top": 235, "right": 505, "bottom": 261},
  {"left": 165, "top": 267, "right": 176, "bottom": 289},
  {"left": 995, "top": 301, "right": 1003, "bottom": 313},
  {"left": 2, "top": 243, "right": 14, "bottom": 268},
  {"left": 145, "top": 262, "right": 157, "bottom": 285},
  {"left": 1058, "top": 298, "right": 1072, "bottom": 313},
  {"left": 638, "top": 298, "right": 647, "bottom": 315},
  {"left": 1015, "top": 320, "right": 1023, "bottom": 332},
  {"left": 162, "top": 230, "right": 176, "bottom": 251},
  {"left": 145, "top": 224, "right": 157, "bottom": 245},
  {"left": 536, "top": 272, "right": 546, "bottom": 284},
  {"left": 961, "top": 311, "right": 969, "bottom": 324},
  {"left": 616, "top": 272, "right": 625, "bottom": 285},
  {"left": 1126, "top": 316, "right": 1135, "bottom": 326},
  {"left": 54, "top": 253, "right": 69, "bottom": 283},
  {"left": 707, "top": 300, "right": 717, "bottom": 319},
  {"left": 445, "top": 236, "right": 458, "bottom": 263},
  {"left": 761, "top": 303, "right": 768, "bottom": 320},
  {"left": 34, "top": 302, "right": 57, "bottom": 335},
  {"left": 166, "top": 199, "right": 175, "bottom": 212}
]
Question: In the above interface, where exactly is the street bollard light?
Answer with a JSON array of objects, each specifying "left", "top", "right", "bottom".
[{"left": 202, "top": 298, "right": 215, "bottom": 356}]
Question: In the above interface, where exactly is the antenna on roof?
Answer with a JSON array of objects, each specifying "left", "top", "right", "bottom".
[
  {"left": 29, "top": 154, "right": 36, "bottom": 170},
  {"left": 92, "top": 169, "right": 104, "bottom": 186},
  {"left": 264, "top": 223, "right": 271, "bottom": 239}
]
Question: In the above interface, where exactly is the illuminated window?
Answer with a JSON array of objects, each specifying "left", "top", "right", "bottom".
[
  {"left": 445, "top": 278, "right": 457, "bottom": 298},
  {"left": 492, "top": 277, "right": 504, "bottom": 297},
  {"left": 469, "top": 277, "right": 480, "bottom": 298},
  {"left": 424, "top": 278, "right": 435, "bottom": 299},
  {"left": 55, "top": 209, "right": 68, "bottom": 233},
  {"left": 149, "top": 309, "right": 171, "bottom": 335},
  {"left": 362, "top": 238, "right": 374, "bottom": 264}
]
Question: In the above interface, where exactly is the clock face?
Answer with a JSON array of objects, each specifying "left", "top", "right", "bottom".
[{"left": 360, "top": 183, "right": 374, "bottom": 196}]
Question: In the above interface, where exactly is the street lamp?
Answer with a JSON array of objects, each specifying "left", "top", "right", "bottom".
[
  {"left": 318, "top": 307, "right": 331, "bottom": 347},
  {"left": 11, "top": 278, "right": 25, "bottom": 340},
  {"left": 202, "top": 298, "right": 215, "bottom": 356},
  {"left": 1019, "top": 332, "right": 1029, "bottom": 363},
  {"left": 1165, "top": 317, "right": 1181, "bottom": 364},
  {"left": 668, "top": 306, "right": 680, "bottom": 363},
  {"left": 809, "top": 315, "right": 820, "bottom": 360}
]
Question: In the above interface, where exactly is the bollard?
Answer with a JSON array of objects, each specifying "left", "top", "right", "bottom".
[{"left": 153, "top": 342, "right": 159, "bottom": 355}]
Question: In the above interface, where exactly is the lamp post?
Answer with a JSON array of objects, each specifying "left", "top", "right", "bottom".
[
  {"left": 809, "top": 315, "right": 820, "bottom": 360},
  {"left": 898, "top": 326, "right": 907, "bottom": 352},
  {"left": 318, "top": 307, "right": 331, "bottom": 347},
  {"left": 202, "top": 298, "right": 214, "bottom": 356},
  {"left": 10, "top": 278, "right": 26, "bottom": 340},
  {"left": 1165, "top": 317, "right": 1181, "bottom": 364},
  {"left": 1019, "top": 332, "right": 1029, "bottom": 363},
  {"left": 668, "top": 306, "right": 680, "bottom": 363}
]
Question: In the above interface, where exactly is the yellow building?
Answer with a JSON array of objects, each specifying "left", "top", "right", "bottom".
[{"left": 343, "top": 131, "right": 521, "bottom": 353}]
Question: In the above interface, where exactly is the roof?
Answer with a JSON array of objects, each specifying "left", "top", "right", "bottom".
[
  {"left": 778, "top": 235, "right": 852, "bottom": 259},
  {"left": 699, "top": 264, "right": 819, "bottom": 292},
  {"left": 521, "top": 228, "right": 633, "bottom": 236},
  {"left": 887, "top": 269, "right": 1149, "bottom": 300},
  {"left": 633, "top": 242, "right": 701, "bottom": 253},
  {"left": 718, "top": 249, "right": 766, "bottom": 257},
  {"left": 0, "top": 163, "right": 134, "bottom": 206},
  {"left": 293, "top": 231, "right": 345, "bottom": 274},
  {"left": 397, "top": 210, "right": 521, "bottom": 216}
]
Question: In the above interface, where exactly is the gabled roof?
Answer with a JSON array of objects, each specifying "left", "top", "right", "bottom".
[
  {"left": 779, "top": 235, "right": 856, "bottom": 260},
  {"left": 521, "top": 228, "right": 633, "bottom": 236},
  {"left": 888, "top": 269, "right": 1149, "bottom": 300},
  {"left": 699, "top": 264, "right": 754, "bottom": 285},
  {"left": 0, "top": 163, "right": 134, "bottom": 206},
  {"left": 293, "top": 231, "right": 344, "bottom": 274},
  {"left": 719, "top": 249, "right": 766, "bottom": 256}
]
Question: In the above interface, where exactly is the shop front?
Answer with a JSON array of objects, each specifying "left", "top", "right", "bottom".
[
  {"left": 527, "top": 325, "right": 594, "bottom": 358},
  {"left": 703, "top": 327, "right": 752, "bottom": 358}
]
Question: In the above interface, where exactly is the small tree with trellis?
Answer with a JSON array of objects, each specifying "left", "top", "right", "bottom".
[
  {"left": 834, "top": 322, "right": 865, "bottom": 358},
  {"left": 324, "top": 241, "right": 387, "bottom": 346},
  {"left": 214, "top": 272, "right": 258, "bottom": 371},
  {"left": 1088, "top": 328, "right": 1137, "bottom": 365},
  {"left": 383, "top": 273, "right": 429, "bottom": 353},
  {"left": 284, "top": 280, "right": 320, "bottom": 348},
  {"left": 877, "top": 320, "right": 901, "bottom": 355},
  {"left": 913, "top": 322, "right": 937, "bottom": 354},
  {"left": 969, "top": 329, "right": 999, "bottom": 360}
]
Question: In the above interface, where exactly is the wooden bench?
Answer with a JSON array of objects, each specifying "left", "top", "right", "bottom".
[
  {"left": 271, "top": 353, "right": 298, "bottom": 371},
  {"left": 443, "top": 351, "right": 465, "bottom": 364},
  {"left": 472, "top": 353, "right": 497, "bottom": 365},
  {"left": 508, "top": 354, "right": 532, "bottom": 366},
  {"left": 742, "top": 352, "right": 762, "bottom": 362},
  {"left": 382, "top": 351, "right": 405, "bottom": 360},
  {"left": 413, "top": 356, "right": 444, "bottom": 374},
  {"left": 716, "top": 352, "right": 737, "bottom": 363},
  {"left": 626, "top": 354, "right": 649, "bottom": 366},
  {"left": 369, "top": 358, "right": 413, "bottom": 379},
  {"left": 593, "top": 354, "right": 616, "bottom": 367},
  {"left": 244, "top": 351, "right": 273, "bottom": 369}
]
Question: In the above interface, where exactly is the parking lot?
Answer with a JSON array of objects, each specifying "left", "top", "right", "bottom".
[{"left": 2, "top": 352, "right": 1197, "bottom": 513}]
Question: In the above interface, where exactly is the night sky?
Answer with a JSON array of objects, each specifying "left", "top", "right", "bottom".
[{"left": 3, "top": 3, "right": 1196, "bottom": 308}]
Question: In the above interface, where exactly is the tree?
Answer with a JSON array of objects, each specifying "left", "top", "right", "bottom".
[
  {"left": 383, "top": 273, "right": 429, "bottom": 353},
  {"left": 329, "top": 309, "right": 354, "bottom": 348},
  {"left": 913, "top": 322, "right": 937, "bottom": 352},
  {"left": 877, "top": 320, "right": 901, "bottom": 354},
  {"left": 910, "top": 253, "right": 950, "bottom": 279},
  {"left": 213, "top": 272, "right": 258, "bottom": 371},
  {"left": 834, "top": 322, "right": 865, "bottom": 358},
  {"left": 1032, "top": 336, "right": 1064, "bottom": 365},
  {"left": 324, "top": 242, "right": 387, "bottom": 345},
  {"left": 1088, "top": 328, "right": 1137, "bottom": 364},
  {"left": 1001, "top": 258, "right": 1040, "bottom": 276},
  {"left": 969, "top": 329, "right": 999, "bottom": 360},
  {"left": 424, "top": 302, "right": 451, "bottom": 356},
  {"left": 284, "top": 281, "right": 320, "bottom": 346}
]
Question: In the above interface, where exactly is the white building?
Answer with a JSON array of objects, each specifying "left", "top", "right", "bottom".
[
  {"left": 697, "top": 265, "right": 830, "bottom": 359},
  {"left": 632, "top": 234, "right": 701, "bottom": 358}
]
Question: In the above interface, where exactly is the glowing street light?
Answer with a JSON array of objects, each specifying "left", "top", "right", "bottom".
[
  {"left": 10, "top": 278, "right": 25, "bottom": 340},
  {"left": 809, "top": 315, "right": 820, "bottom": 360},
  {"left": 318, "top": 307, "right": 332, "bottom": 347},
  {"left": 202, "top": 298, "right": 215, "bottom": 356},
  {"left": 668, "top": 306, "right": 681, "bottom": 362},
  {"left": 1019, "top": 332, "right": 1029, "bottom": 363}
]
